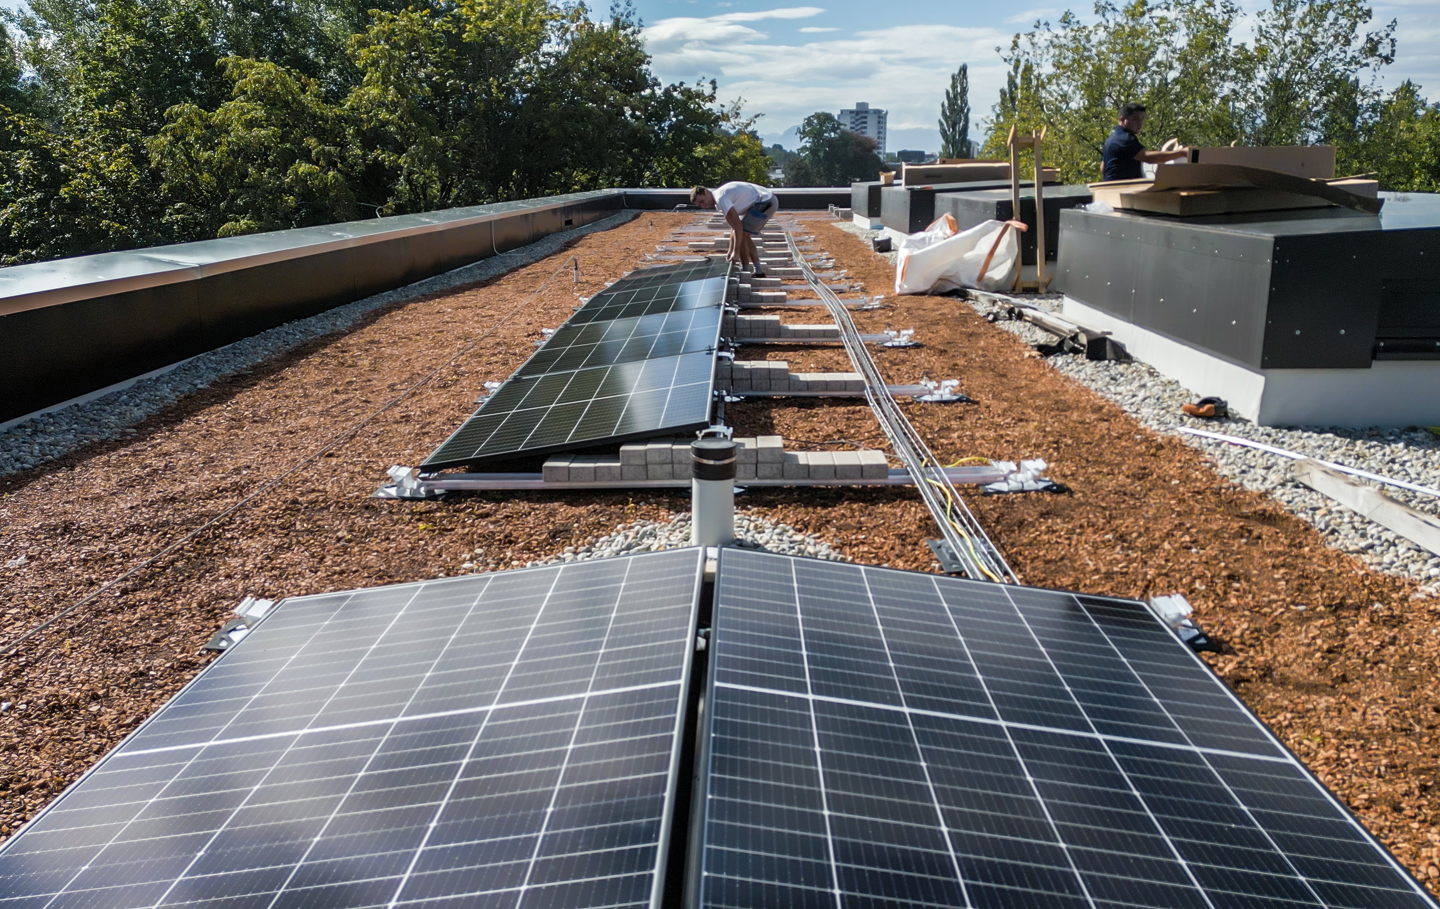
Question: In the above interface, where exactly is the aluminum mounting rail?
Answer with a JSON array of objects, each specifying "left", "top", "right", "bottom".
[{"left": 784, "top": 228, "right": 1017, "bottom": 583}]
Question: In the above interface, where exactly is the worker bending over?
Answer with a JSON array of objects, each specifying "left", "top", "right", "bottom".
[
  {"left": 1101, "top": 101, "right": 1187, "bottom": 181},
  {"left": 691, "top": 182, "right": 780, "bottom": 276}
]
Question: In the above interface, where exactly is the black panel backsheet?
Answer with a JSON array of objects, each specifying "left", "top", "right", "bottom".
[
  {"left": 699, "top": 549, "right": 1437, "bottom": 909},
  {"left": 422, "top": 260, "right": 727, "bottom": 469},
  {"left": 0, "top": 549, "right": 703, "bottom": 909}
]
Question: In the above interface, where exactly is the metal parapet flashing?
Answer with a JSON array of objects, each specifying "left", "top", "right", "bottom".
[{"left": 0, "top": 188, "right": 850, "bottom": 424}]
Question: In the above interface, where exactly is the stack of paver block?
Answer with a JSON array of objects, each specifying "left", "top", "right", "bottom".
[
  {"left": 716, "top": 360, "right": 865, "bottom": 394},
  {"left": 722, "top": 314, "right": 840, "bottom": 341},
  {"left": 540, "top": 437, "right": 889, "bottom": 482}
]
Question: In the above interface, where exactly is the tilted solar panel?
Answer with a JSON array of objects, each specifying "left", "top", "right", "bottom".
[
  {"left": 0, "top": 549, "right": 704, "bottom": 909},
  {"left": 516, "top": 308, "right": 723, "bottom": 378},
  {"left": 568, "top": 261, "right": 728, "bottom": 325},
  {"left": 422, "top": 351, "right": 716, "bottom": 469},
  {"left": 699, "top": 548, "right": 1438, "bottom": 909},
  {"left": 420, "top": 260, "right": 728, "bottom": 469}
]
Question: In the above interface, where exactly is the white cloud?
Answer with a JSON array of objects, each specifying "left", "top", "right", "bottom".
[
  {"left": 798, "top": 26, "right": 839, "bottom": 33},
  {"left": 712, "top": 7, "right": 826, "bottom": 23},
  {"left": 643, "top": 16, "right": 1010, "bottom": 151},
  {"left": 1003, "top": 7, "right": 1062, "bottom": 25}
]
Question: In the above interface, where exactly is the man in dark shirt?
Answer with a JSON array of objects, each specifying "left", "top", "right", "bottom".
[{"left": 1101, "top": 101, "right": 1188, "bottom": 181}]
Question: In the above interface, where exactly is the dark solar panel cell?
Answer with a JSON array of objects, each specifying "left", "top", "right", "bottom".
[
  {"left": 421, "top": 259, "right": 728, "bottom": 469},
  {"left": 700, "top": 549, "right": 1439, "bottom": 909},
  {"left": 0, "top": 549, "right": 704, "bottom": 909}
]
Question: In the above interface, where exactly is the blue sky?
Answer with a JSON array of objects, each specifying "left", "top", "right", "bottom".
[
  {"left": 5, "top": 0, "right": 1438, "bottom": 152},
  {"left": 631, "top": 0, "right": 1440, "bottom": 151}
]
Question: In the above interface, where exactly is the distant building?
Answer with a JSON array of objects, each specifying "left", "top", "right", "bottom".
[
  {"left": 840, "top": 102, "right": 887, "bottom": 155},
  {"left": 895, "top": 149, "right": 931, "bottom": 164}
]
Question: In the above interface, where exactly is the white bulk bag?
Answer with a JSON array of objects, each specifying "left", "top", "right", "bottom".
[{"left": 894, "top": 218, "right": 1021, "bottom": 295}]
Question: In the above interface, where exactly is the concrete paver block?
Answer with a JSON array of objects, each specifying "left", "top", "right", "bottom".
[
  {"left": 782, "top": 452, "right": 808, "bottom": 480},
  {"left": 756, "top": 436, "right": 784, "bottom": 463},
  {"left": 833, "top": 451, "right": 864, "bottom": 480},
  {"left": 859, "top": 451, "right": 890, "bottom": 479},
  {"left": 543, "top": 458, "right": 571, "bottom": 483},
  {"left": 806, "top": 452, "right": 836, "bottom": 480}
]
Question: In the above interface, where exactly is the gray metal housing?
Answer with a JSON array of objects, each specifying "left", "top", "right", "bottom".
[
  {"left": 880, "top": 180, "right": 1050, "bottom": 234},
  {"left": 1054, "top": 194, "right": 1440, "bottom": 370},
  {"left": 852, "top": 182, "right": 884, "bottom": 218},
  {"left": 0, "top": 187, "right": 847, "bottom": 423},
  {"left": 935, "top": 185, "right": 1093, "bottom": 265}
]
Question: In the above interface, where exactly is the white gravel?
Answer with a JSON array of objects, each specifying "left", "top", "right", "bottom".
[
  {"left": 967, "top": 294, "right": 1440, "bottom": 597},
  {"left": 831, "top": 217, "right": 1440, "bottom": 596},
  {"left": 0, "top": 212, "right": 640, "bottom": 478},
  {"left": 455, "top": 512, "right": 846, "bottom": 573}
]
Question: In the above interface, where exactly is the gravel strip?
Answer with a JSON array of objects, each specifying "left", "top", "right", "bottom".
[
  {"left": 457, "top": 512, "right": 846, "bottom": 572},
  {"left": 965, "top": 294, "right": 1440, "bottom": 596},
  {"left": 831, "top": 218, "right": 1440, "bottom": 596},
  {"left": 0, "top": 212, "right": 639, "bottom": 478}
]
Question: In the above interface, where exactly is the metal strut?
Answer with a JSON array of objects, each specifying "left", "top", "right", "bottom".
[{"left": 783, "top": 227, "right": 1017, "bottom": 584}]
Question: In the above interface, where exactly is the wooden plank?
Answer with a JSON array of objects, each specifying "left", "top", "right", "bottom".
[
  {"left": 1123, "top": 189, "right": 1335, "bottom": 217},
  {"left": 1292, "top": 459, "right": 1440, "bottom": 557},
  {"left": 1150, "top": 163, "right": 1382, "bottom": 214},
  {"left": 1190, "top": 146, "right": 1336, "bottom": 179}
]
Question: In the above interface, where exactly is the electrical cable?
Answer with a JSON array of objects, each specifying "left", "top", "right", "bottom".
[
  {"left": 1, "top": 253, "right": 579, "bottom": 661},
  {"left": 783, "top": 227, "right": 1016, "bottom": 583}
]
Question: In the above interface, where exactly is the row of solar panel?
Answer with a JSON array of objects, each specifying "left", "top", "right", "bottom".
[
  {"left": 422, "top": 259, "right": 731, "bottom": 469},
  {"left": 2, "top": 548, "right": 1431, "bottom": 909}
]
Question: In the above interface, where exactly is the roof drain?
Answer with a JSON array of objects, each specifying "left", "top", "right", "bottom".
[{"left": 784, "top": 227, "right": 1016, "bottom": 583}]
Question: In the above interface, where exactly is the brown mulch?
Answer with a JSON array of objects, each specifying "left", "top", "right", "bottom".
[{"left": 0, "top": 211, "right": 1435, "bottom": 896}]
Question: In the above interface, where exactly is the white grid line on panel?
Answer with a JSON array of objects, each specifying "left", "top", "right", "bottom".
[
  {"left": 384, "top": 566, "right": 569, "bottom": 908},
  {"left": 140, "top": 585, "right": 431, "bottom": 909},
  {"left": 120, "top": 681, "right": 681, "bottom": 759},
  {"left": 788, "top": 559, "right": 846, "bottom": 909},
  {"left": 254, "top": 575, "right": 499, "bottom": 909},
  {"left": 856, "top": 567, "right": 974, "bottom": 909},
  {"left": 514, "top": 558, "right": 637, "bottom": 907},
  {"left": 1069, "top": 595, "right": 1440, "bottom": 907},
  {"left": 711, "top": 681, "right": 1292, "bottom": 766},
  {"left": 920, "top": 573, "right": 1102, "bottom": 909},
  {"left": 26, "top": 587, "right": 369, "bottom": 909},
  {"left": 991, "top": 585, "right": 1222, "bottom": 909}
]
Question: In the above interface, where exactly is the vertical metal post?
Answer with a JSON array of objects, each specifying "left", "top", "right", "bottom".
[
  {"left": 691, "top": 439, "right": 736, "bottom": 547},
  {"left": 1007, "top": 126, "right": 1023, "bottom": 292},
  {"left": 1033, "top": 126, "right": 1049, "bottom": 291}
]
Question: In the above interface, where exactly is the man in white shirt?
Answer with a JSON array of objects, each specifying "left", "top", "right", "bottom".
[{"left": 691, "top": 182, "right": 780, "bottom": 277}]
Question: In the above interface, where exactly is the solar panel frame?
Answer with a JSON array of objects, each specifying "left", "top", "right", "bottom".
[
  {"left": 697, "top": 549, "right": 1440, "bottom": 909},
  {"left": 421, "top": 260, "right": 729, "bottom": 470},
  {"left": 0, "top": 549, "right": 706, "bottom": 909},
  {"left": 423, "top": 351, "right": 717, "bottom": 469}
]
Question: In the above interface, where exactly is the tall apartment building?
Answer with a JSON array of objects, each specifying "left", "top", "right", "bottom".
[{"left": 840, "top": 102, "right": 887, "bottom": 155}]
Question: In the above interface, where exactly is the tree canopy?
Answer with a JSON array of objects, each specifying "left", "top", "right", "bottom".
[
  {"left": 981, "top": 0, "right": 1437, "bottom": 190},
  {"left": 0, "top": 0, "right": 771, "bottom": 266},
  {"left": 782, "top": 112, "right": 884, "bottom": 186},
  {"left": 939, "top": 64, "right": 972, "bottom": 158}
]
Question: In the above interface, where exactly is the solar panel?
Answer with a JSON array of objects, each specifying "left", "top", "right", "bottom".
[
  {"left": 699, "top": 548, "right": 1438, "bottom": 909},
  {"left": 568, "top": 259, "right": 730, "bottom": 326},
  {"left": 421, "top": 260, "right": 729, "bottom": 469},
  {"left": 0, "top": 549, "right": 704, "bottom": 909},
  {"left": 517, "top": 308, "right": 723, "bottom": 378},
  {"left": 423, "top": 351, "right": 717, "bottom": 469}
]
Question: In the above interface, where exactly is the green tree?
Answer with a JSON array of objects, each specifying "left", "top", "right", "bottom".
[
  {"left": 1328, "top": 80, "right": 1440, "bottom": 190},
  {"left": 150, "top": 58, "right": 355, "bottom": 239},
  {"left": 783, "top": 112, "right": 884, "bottom": 186},
  {"left": 1242, "top": 0, "right": 1395, "bottom": 145},
  {"left": 939, "top": 63, "right": 972, "bottom": 158},
  {"left": 983, "top": 0, "right": 1247, "bottom": 183}
]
